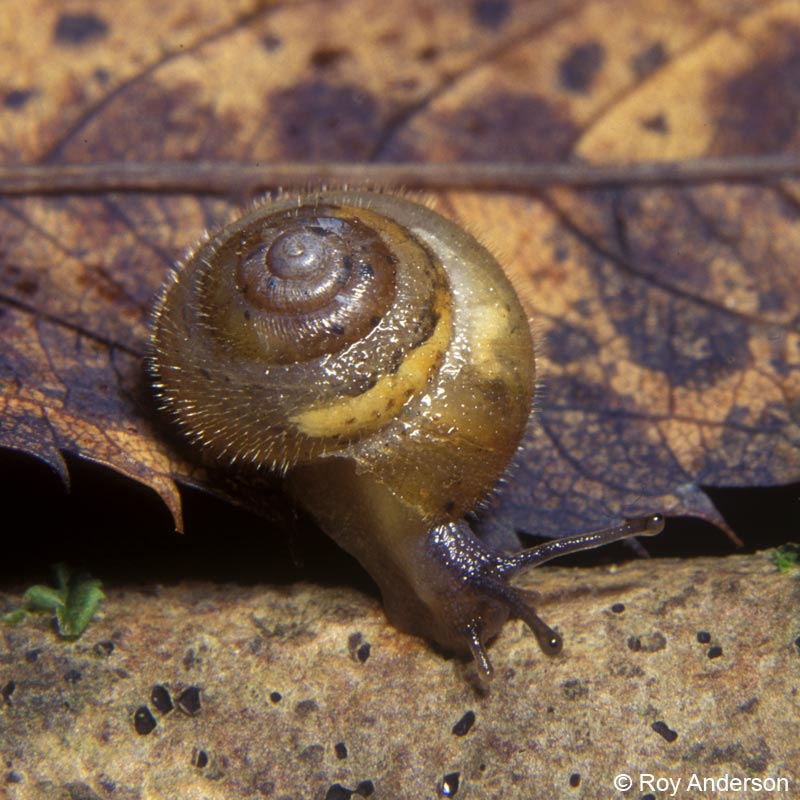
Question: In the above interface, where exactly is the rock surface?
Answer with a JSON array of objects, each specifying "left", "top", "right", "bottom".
[{"left": 1, "top": 552, "right": 798, "bottom": 799}]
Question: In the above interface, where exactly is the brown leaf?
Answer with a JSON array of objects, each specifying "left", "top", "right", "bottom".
[{"left": 1, "top": 0, "right": 798, "bottom": 549}]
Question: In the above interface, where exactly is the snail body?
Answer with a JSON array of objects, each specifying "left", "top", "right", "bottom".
[{"left": 150, "top": 190, "right": 663, "bottom": 678}]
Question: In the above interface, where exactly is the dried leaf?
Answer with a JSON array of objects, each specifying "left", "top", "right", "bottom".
[{"left": 1, "top": 1, "right": 798, "bottom": 543}]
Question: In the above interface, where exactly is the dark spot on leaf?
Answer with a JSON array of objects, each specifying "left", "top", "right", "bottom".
[
  {"left": 418, "top": 45, "right": 439, "bottom": 62},
  {"left": 310, "top": 47, "right": 349, "bottom": 70},
  {"left": 295, "top": 698, "right": 319, "bottom": 717},
  {"left": 53, "top": 13, "right": 109, "bottom": 46},
  {"left": 612, "top": 294, "right": 750, "bottom": 391},
  {"left": 262, "top": 33, "right": 283, "bottom": 52},
  {"left": 176, "top": 686, "right": 202, "bottom": 716},
  {"left": 441, "top": 772, "right": 461, "bottom": 797},
  {"left": 472, "top": 0, "right": 511, "bottom": 29},
  {"left": 151, "top": 684, "right": 174, "bottom": 714},
  {"left": 50, "top": 80, "right": 243, "bottom": 161},
  {"left": 611, "top": 603, "right": 625, "bottom": 613},
  {"left": 335, "top": 741, "right": 348, "bottom": 759},
  {"left": 269, "top": 690, "right": 283, "bottom": 704},
  {"left": 559, "top": 41, "right": 605, "bottom": 93},
  {"left": 651, "top": 720, "right": 678, "bottom": 742},
  {"left": 696, "top": 630, "right": 711, "bottom": 644},
  {"left": 193, "top": 749, "right": 209, "bottom": 768},
  {"left": 631, "top": 42, "right": 667, "bottom": 78},
  {"left": 386, "top": 91, "right": 577, "bottom": 161},
  {"left": 709, "top": 25, "right": 800, "bottom": 155},
  {"left": 4, "top": 89, "right": 35, "bottom": 110},
  {"left": 270, "top": 80, "right": 380, "bottom": 159},
  {"left": 707, "top": 645, "right": 723, "bottom": 659},
  {"left": 356, "top": 780, "right": 375, "bottom": 797},
  {"left": 133, "top": 706, "right": 157, "bottom": 735},
  {"left": 547, "top": 320, "right": 600, "bottom": 366},
  {"left": 640, "top": 113, "right": 669, "bottom": 134},
  {"left": 452, "top": 710, "right": 476, "bottom": 736},
  {"left": 759, "top": 289, "right": 787, "bottom": 314},
  {"left": 94, "top": 640, "right": 114, "bottom": 656},
  {"left": 15, "top": 278, "right": 38, "bottom": 296}
]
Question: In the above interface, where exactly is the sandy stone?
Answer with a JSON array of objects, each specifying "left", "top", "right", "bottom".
[{"left": 1, "top": 552, "right": 798, "bottom": 799}]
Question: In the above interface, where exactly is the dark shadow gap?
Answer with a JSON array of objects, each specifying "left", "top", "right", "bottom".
[{"left": 0, "top": 449, "right": 796, "bottom": 586}]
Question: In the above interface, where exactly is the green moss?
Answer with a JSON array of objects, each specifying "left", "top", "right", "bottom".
[
  {"left": 2, "top": 564, "right": 104, "bottom": 637},
  {"left": 772, "top": 543, "right": 800, "bottom": 574}
]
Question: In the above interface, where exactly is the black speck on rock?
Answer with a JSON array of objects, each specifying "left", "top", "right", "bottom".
[
  {"left": 451, "top": 710, "right": 476, "bottom": 736},
  {"left": 176, "top": 686, "right": 202, "bottom": 716},
  {"left": 707, "top": 646, "right": 723, "bottom": 659},
  {"left": 1, "top": 680, "right": 15, "bottom": 704},
  {"left": 651, "top": 720, "right": 678, "bottom": 742},
  {"left": 151, "top": 684, "right": 174, "bottom": 714},
  {"left": 325, "top": 784, "right": 353, "bottom": 800},
  {"left": 696, "top": 631, "right": 711, "bottom": 644},
  {"left": 355, "top": 780, "right": 375, "bottom": 797},
  {"left": 65, "top": 782, "right": 104, "bottom": 800},
  {"left": 356, "top": 642, "right": 371, "bottom": 663},
  {"left": 133, "top": 706, "right": 156, "bottom": 735},
  {"left": 441, "top": 772, "right": 460, "bottom": 796},
  {"left": 94, "top": 640, "right": 115, "bottom": 657}
]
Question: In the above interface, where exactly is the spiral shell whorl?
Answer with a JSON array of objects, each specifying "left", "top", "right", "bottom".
[
  {"left": 150, "top": 192, "right": 457, "bottom": 473},
  {"left": 232, "top": 211, "right": 398, "bottom": 362}
]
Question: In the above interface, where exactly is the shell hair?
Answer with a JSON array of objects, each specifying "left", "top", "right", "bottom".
[{"left": 150, "top": 188, "right": 664, "bottom": 679}]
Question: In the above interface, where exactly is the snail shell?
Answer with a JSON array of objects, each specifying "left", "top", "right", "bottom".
[{"left": 151, "top": 190, "right": 663, "bottom": 678}]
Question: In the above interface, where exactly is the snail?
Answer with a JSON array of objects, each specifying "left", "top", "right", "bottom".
[{"left": 149, "top": 189, "right": 664, "bottom": 679}]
